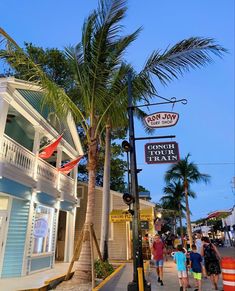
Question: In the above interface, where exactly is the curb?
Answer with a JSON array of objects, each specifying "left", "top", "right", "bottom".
[
  {"left": 92, "top": 263, "right": 126, "bottom": 291},
  {"left": 17, "top": 272, "right": 74, "bottom": 291}
]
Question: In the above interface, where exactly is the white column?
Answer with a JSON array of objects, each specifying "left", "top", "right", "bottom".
[
  {"left": 32, "top": 126, "right": 43, "bottom": 181},
  {"left": 73, "top": 166, "right": 78, "bottom": 197},
  {"left": 22, "top": 191, "right": 37, "bottom": 275},
  {"left": 32, "top": 126, "right": 43, "bottom": 154},
  {"left": 64, "top": 209, "right": 76, "bottom": 262},
  {"left": 56, "top": 146, "right": 63, "bottom": 192},
  {"left": 0, "top": 97, "right": 10, "bottom": 139}
]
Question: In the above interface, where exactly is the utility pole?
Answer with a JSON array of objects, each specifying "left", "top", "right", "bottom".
[{"left": 127, "top": 72, "right": 151, "bottom": 291}]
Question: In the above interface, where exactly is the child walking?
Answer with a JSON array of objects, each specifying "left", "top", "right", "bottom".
[
  {"left": 173, "top": 244, "right": 188, "bottom": 291},
  {"left": 190, "top": 244, "right": 203, "bottom": 291}
]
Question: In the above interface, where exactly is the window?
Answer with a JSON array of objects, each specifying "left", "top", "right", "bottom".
[
  {"left": 32, "top": 205, "right": 54, "bottom": 254},
  {"left": 0, "top": 196, "right": 8, "bottom": 210}
]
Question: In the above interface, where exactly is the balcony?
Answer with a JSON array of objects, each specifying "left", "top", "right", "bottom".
[{"left": 0, "top": 134, "right": 76, "bottom": 198}]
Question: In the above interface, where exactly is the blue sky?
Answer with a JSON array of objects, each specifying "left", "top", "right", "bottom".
[{"left": 1, "top": 0, "right": 234, "bottom": 220}]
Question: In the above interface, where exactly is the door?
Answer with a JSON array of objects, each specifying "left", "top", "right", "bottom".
[
  {"left": 55, "top": 211, "right": 67, "bottom": 261},
  {"left": 0, "top": 211, "right": 7, "bottom": 258}
]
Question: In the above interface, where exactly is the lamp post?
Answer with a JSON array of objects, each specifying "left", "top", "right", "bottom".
[{"left": 127, "top": 72, "right": 151, "bottom": 291}]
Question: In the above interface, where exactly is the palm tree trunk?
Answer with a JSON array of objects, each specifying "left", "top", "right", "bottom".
[
  {"left": 179, "top": 205, "right": 184, "bottom": 239},
  {"left": 184, "top": 185, "right": 193, "bottom": 247},
  {"left": 179, "top": 215, "right": 183, "bottom": 239},
  {"left": 100, "top": 123, "right": 111, "bottom": 261},
  {"left": 73, "top": 130, "right": 98, "bottom": 283}
]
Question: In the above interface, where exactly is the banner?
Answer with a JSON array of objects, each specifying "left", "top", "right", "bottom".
[
  {"left": 58, "top": 156, "right": 83, "bottom": 175},
  {"left": 39, "top": 134, "right": 63, "bottom": 159}
]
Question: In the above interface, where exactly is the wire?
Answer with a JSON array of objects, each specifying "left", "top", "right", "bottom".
[{"left": 136, "top": 162, "right": 234, "bottom": 166}]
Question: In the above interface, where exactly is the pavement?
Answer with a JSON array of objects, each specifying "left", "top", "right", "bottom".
[
  {"left": 0, "top": 247, "right": 234, "bottom": 291},
  {"left": 99, "top": 247, "right": 235, "bottom": 291}
]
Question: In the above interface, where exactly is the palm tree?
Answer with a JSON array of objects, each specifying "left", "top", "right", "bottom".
[
  {"left": 0, "top": 0, "right": 225, "bottom": 283},
  {"left": 161, "top": 181, "right": 196, "bottom": 238},
  {"left": 165, "top": 154, "right": 210, "bottom": 246}
]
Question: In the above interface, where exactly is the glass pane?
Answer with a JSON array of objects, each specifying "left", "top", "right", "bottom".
[
  {"left": 0, "top": 196, "right": 8, "bottom": 210},
  {"left": 33, "top": 204, "right": 54, "bottom": 254}
]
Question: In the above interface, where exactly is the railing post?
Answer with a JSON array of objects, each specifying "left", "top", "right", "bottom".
[
  {"left": 56, "top": 146, "right": 63, "bottom": 192},
  {"left": 32, "top": 126, "right": 43, "bottom": 180}
]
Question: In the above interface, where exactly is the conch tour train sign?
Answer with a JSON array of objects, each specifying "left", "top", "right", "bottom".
[
  {"left": 145, "top": 142, "right": 180, "bottom": 164},
  {"left": 144, "top": 111, "right": 179, "bottom": 128}
]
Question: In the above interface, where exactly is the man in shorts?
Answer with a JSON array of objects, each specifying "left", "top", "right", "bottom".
[
  {"left": 151, "top": 234, "right": 164, "bottom": 286},
  {"left": 173, "top": 244, "right": 188, "bottom": 291}
]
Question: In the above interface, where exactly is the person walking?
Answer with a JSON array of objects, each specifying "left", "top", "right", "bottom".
[
  {"left": 201, "top": 237, "right": 221, "bottom": 290},
  {"left": 151, "top": 234, "right": 164, "bottom": 286},
  {"left": 173, "top": 244, "right": 188, "bottom": 291},
  {"left": 195, "top": 234, "right": 207, "bottom": 278},
  {"left": 190, "top": 244, "right": 203, "bottom": 291}
]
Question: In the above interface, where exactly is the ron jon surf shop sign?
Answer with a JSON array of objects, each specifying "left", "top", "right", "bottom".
[
  {"left": 145, "top": 141, "right": 180, "bottom": 164},
  {"left": 144, "top": 111, "right": 179, "bottom": 128}
]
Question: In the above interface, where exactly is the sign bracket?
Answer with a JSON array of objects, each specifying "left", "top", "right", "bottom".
[{"left": 134, "top": 135, "right": 175, "bottom": 141}]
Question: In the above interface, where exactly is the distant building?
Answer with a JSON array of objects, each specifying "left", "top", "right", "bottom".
[
  {"left": 192, "top": 209, "right": 232, "bottom": 240},
  {"left": 222, "top": 206, "right": 235, "bottom": 246},
  {"left": 139, "top": 191, "right": 151, "bottom": 201},
  {"left": 0, "top": 78, "right": 83, "bottom": 278},
  {"left": 75, "top": 183, "right": 156, "bottom": 260}
]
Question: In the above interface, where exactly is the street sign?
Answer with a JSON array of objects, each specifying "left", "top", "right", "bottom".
[
  {"left": 144, "top": 111, "right": 179, "bottom": 128},
  {"left": 145, "top": 141, "right": 180, "bottom": 164}
]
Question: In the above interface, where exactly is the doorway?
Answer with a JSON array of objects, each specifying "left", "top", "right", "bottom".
[{"left": 55, "top": 210, "right": 67, "bottom": 261}]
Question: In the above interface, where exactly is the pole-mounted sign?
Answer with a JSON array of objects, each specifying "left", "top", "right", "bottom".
[
  {"left": 145, "top": 141, "right": 180, "bottom": 164},
  {"left": 144, "top": 111, "right": 179, "bottom": 128}
]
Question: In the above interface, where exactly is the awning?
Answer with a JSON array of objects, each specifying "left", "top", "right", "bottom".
[
  {"left": 110, "top": 208, "right": 154, "bottom": 223},
  {"left": 206, "top": 211, "right": 231, "bottom": 220}
]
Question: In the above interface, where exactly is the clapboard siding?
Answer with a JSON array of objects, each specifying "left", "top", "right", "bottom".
[
  {"left": 109, "top": 222, "right": 127, "bottom": 259},
  {"left": 1, "top": 198, "right": 30, "bottom": 278}
]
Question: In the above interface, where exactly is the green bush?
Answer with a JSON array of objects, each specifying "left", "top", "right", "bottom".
[{"left": 94, "top": 259, "right": 114, "bottom": 279}]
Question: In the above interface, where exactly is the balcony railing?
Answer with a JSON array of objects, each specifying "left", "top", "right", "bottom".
[
  {"left": 37, "top": 158, "right": 57, "bottom": 186},
  {"left": 0, "top": 134, "right": 75, "bottom": 196},
  {"left": 0, "top": 135, "right": 35, "bottom": 177}
]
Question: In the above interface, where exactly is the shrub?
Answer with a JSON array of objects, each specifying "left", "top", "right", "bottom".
[{"left": 94, "top": 259, "right": 114, "bottom": 279}]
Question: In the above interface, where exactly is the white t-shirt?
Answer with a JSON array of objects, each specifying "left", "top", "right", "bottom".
[{"left": 195, "top": 238, "right": 202, "bottom": 254}]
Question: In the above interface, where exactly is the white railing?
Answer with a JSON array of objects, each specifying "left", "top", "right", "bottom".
[
  {"left": 0, "top": 134, "right": 76, "bottom": 195},
  {"left": 60, "top": 173, "right": 74, "bottom": 196},
  {"left": 0, "top": 135, "right": 35, "bottom": 176},
  {"left": 37, "top": 158, "right": 58, "bottom": 186}
]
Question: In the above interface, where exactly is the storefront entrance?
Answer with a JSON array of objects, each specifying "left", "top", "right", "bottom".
[{"left": 56, "top": 210, "right": 67, "bottom": 261}]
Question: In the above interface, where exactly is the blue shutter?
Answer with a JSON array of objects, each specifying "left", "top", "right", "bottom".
[{"left": 1, "top": 199, "right": 30, "bottom": 278}]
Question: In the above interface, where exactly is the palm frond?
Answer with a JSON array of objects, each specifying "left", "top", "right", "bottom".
[
  {"left": 0, "top": 27, "right": 90, "bottom": 135},
  {"left": 142, "top": 37, "right": 227, "bottom": 85}
]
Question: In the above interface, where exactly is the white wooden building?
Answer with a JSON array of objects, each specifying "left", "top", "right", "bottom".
[{"left": 0, "top": 77, "right": 83, "bottom": 278}]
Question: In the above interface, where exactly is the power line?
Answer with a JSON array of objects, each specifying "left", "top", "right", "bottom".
[{"left": 137, "top": 162, "right": 234, "bottom": 166}]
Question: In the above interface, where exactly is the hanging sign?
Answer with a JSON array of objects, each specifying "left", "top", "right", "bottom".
[
  {"left": 145, "top": 141, "right": 180, "bottom": 164},
  {"left": 144, "top": 111, "right": 179, "bottom": 128}
]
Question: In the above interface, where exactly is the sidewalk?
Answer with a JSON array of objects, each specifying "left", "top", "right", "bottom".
[
  {"left": 99, "top": 247, "right": 235, "bottom": 291},
  {"left": 0, "top": 262, "right": 78, "bottom": 291},
  {"left": 100, "top": 259, "right": 224, "bottom": 291}
]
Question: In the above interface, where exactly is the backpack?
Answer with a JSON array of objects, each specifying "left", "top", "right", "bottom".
[{"left": 204, "top": 243, "right": 217, "bottom": 261}]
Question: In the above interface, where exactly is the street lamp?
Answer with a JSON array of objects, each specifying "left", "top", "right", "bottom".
[{"left": 126, "top": 72, "right": 151, "bottom": 291}]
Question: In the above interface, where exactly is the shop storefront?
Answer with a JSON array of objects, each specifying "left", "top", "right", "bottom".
[{"left": 109, "top": 208, "right": 155, "bottom": 260}]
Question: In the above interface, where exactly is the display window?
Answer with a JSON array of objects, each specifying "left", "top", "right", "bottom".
[{"left": 32, "top": 204, "right": 54, "bottom": 254}]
